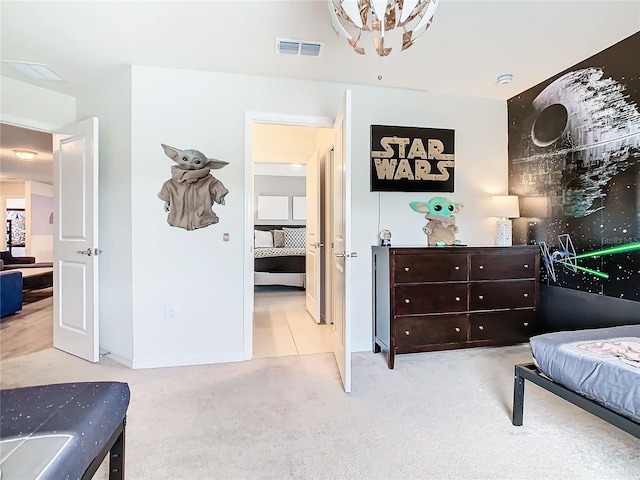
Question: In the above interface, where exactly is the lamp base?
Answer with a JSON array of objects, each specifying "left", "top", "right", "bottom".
[{"left": 495, "top": 219, "right": 513, "bottom": 246}]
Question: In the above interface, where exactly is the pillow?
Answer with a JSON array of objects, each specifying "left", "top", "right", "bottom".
[
  {"left": 283, "top": 227, "right": 306, "bottom": 249},
  {"left": 273, "top": 229, "right": 285, "bottom": 248},
  {"left": 254, "top": 229, "right": 274, "bottom": 248}
]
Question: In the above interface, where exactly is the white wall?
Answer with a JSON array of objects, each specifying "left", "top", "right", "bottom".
[
  {"left": 0, "top": 76, "right": 76, "bottom": 130},
  {"left": 76, "top": 68, "right": 134, "bottom": 367},
  {"left": 0, "top": 182, "right": 25, "bottom": 250},
  {"left": 123, "top": 66, "right": 506, "bottom": 367},
  {"left": 350, "top": 90, "right": 507, "bottom": 349},
  {"left": 25, "top": 181, "right": 53, "bottom": 261}
]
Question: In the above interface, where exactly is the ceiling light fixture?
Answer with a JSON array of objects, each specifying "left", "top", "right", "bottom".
[
  {"left": 496, "top": 74, "right": 513, "bottom": 86},
  {"left": 327, "top": 0, "right": 440, "bottom": 56},
  {"left": 13, "top": 149, "right": 38, "bottom": 160}
]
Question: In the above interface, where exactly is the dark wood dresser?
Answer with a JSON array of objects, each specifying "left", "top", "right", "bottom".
[{"left": 372, "top": 245, "right": 540, "bottom": 368}]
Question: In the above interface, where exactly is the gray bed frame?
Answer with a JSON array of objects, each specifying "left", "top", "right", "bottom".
[{"left": 512, "top": 363, "right": 640, "bottom": 439}]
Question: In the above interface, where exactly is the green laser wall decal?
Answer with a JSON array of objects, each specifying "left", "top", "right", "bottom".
[
  {"left": 573, "top": 242, "right": 640, "bottom": 260},
  {"left": 569, "top": 264, "right": 610, "bottom": 279},
  {"left": 540, "top": 237, "right": 638, "bottom": 282}
]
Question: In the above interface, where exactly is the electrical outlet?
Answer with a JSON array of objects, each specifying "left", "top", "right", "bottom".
[{"left": 165, "top": 305, "right": 175, "bottom": 320}]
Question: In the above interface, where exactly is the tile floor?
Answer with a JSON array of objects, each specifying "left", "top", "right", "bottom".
[{"left": 253, "top": 286, "right": 333, "bottom": 358}]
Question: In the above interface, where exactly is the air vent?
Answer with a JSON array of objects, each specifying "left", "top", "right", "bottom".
[
  {"left": 275, "top": 38, "right": 323, "bottom": 57},
  {"left": 300, "top": 42, "right": 322, "bottom": 56},
  {"left": 2, "top": 60, "right": 64, "bottom": 81}
]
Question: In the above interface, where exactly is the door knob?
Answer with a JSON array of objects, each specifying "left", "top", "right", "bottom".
[
  {"left": 77, "top": 248, "right": 92, "bottom": 256},
  {"left": 347, "top": 252, "right": 358, "bottom": 258},
  {"left": 335, "top": 252, "right": 346, "bottom": 258}
]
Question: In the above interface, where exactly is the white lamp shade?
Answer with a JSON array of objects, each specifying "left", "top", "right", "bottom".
[{"left": 491, "top": 195, "right": 520, "bottom": 219}]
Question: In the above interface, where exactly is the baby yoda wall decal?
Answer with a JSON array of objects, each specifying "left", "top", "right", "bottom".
[
  {"left": 158, "top": 143, "right": 229, "bottom": 231},
  {"left": 410, "top": 197, "right": 464, "bottom": 246}
]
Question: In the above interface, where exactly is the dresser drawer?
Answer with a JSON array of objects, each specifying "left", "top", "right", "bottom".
[
  {"left": 469, "top": 310, "right": 538, "bottom": 342},
  {"left": 395, "top": 315, "right": 469, "bottom": 347},
  {"left": 394, "top": 284, "right": 467, "bottom": 315},
  {"left": 393, "top": 254, "right": 468, "bottom": 283},
  {"left": 469, "top": 280, "right": 536, "bottom": 310},
  {"left": 469, "top": 253, "right": 536, "bottom": 280}
]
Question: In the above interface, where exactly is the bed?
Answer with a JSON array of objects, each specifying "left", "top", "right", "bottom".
[
  {"left": 512, "top": 325, "right": 640, "bottom": 438},
  {"left": 254, "top": 225, "right": 306, "bottom": 288},
  {"left": 0, "top": 381, "right": 131, "bottom": 479}
]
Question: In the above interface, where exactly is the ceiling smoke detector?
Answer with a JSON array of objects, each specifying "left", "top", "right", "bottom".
[
  {"left": 275, "top": 38, "right": 323, "bottom": 57},
  {"left": 496, "top": 74, "right": 513, "bottom": 86}
]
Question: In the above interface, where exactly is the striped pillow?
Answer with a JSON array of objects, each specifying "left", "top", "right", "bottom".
[{"left": 283, "top": 227, "right": 306, "bottom": 249}]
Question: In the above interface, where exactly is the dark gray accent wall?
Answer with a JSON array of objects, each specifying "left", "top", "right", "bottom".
[{"left": 540, "top": 285, "right": 640, "bottom": 332}]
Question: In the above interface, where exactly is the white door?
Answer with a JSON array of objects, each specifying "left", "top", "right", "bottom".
[
  {"left": 332, "top": 90, "right": 353, "bottom": 392},
  {"left": 305, "top": 150, "right": 322, "bottom": 323},
  {"left": 53, "top": 117, "right": 100, "bottom": 362}
]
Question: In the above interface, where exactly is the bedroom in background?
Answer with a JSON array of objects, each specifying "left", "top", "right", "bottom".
[{"left": 251, "top": 122, "right": 334, "bottom": 359}]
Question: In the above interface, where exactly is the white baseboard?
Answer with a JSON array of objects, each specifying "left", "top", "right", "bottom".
[
  {"left": 103, "top": 351, "right": 134, "bottom": 368},
  {"left": 131, "top": 351, "right": 246, "bottom": 369}
]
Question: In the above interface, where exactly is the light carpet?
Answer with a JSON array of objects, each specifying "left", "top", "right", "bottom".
[{"left": 1, "top": 345, "right": 638, "bottom": 479}]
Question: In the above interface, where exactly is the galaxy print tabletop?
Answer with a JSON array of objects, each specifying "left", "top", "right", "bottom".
[{"left": 0, "top": 382, "right": 130, "bottom": 480}]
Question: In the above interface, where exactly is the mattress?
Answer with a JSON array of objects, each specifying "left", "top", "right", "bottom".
[
  {"left": 0, "top": 382, "right": 130, "bottom": 479},
  {"left": 529, "top": 325, "right": 640, "bottom": 422}
]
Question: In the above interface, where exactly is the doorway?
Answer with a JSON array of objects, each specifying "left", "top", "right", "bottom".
[
  {"left": 245, "top": 115, "right": 334, "bottom": 359},
  {"left": 0, "top": 122, "right": 55, "bottom": 359}
]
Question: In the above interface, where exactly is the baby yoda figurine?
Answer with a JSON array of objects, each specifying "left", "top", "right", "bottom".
[
  {"left": 158, "top": 143, "right": 229, "bottom": 231},
  {"left": 410, "top": 197, "right": 464, "bottom": 246}
]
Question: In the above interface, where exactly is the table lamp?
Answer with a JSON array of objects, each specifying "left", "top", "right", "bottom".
[{"left": 491, "top": 195, "right": 520, "bottom": 246}]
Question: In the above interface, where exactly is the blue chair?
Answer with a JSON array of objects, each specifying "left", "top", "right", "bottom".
[{"left": 0, "top": 271, "right": 23, "bottom": 318}]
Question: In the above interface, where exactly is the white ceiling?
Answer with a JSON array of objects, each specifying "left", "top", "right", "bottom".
[
  {"left": 1, "top": 1, "right": 638, "bottom": 184},
  {"left": 0, "top": 123, "right": 53, "bottom": 184}
]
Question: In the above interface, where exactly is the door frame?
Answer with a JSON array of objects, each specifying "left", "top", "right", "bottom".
[
  {"left": 243, "top": 111, "right": 334, "bottom": 360},
  {"left": 0, "top": 114, "right": 59, "bottom": 254}
]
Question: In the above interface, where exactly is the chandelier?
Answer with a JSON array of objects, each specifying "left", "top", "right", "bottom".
[{"left": 327, "top": 0, "right": 440, "bottom": 56}]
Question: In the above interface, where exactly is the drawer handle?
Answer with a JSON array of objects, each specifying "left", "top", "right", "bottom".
[
  {"left": 478, "top": 295, "right": 484, "bottom": 300},
  {"left": 479, "top": 325, "right": 484, "bottom": 330},
  {"left": 404, "top": 267, "right": 410, "bottom": 271},
  {"left": 455, "top": 296, "right": 461, "bottom": 302},
  {"left": 479, "top": 265, "right": 484, "bottom": 270},
  {"left": 524, "top": 264, "right": 529, "bottom": 268},
  {"left": 405, "top": 330, "right": 410, "bottom": 335},
  {"left": 524, "top": 322, "right": 529, "bottom": 327},
  {"left": 405, "top": 298, "right": 410, "bottom": 304},
  {"left": 523, "top": 293, "right": 529, "bottom": 298},
  {"left": 455, "top": 327, "right": 461, "bottom": 333},
  {"left": 454, "top": 266, "right": 460, "bottom": 270}
]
